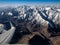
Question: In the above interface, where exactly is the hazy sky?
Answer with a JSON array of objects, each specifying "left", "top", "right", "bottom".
[
  {"left": 0, "top": 0, "right": 60, "bottom": 6},
  {"left": 0, "top": 0, "right": 60, "bottom": 3}
]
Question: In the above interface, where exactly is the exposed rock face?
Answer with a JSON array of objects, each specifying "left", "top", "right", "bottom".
[{"left": 0, "top": 6, "right": 60, "bottom": 45}]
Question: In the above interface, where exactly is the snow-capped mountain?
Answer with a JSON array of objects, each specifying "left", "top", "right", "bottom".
[
  {"left": 0, "top": 5, "right": 60, "bottom": 33},
  {"left": 0, "top": 5, "right": 60, "bottom": 44}
]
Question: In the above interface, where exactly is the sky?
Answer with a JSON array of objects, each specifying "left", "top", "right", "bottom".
[
  {"left": 0, "top": 0, "right": 60, "bottom": 3},
  {"left": 0, "top": 0, "right": 60, "bottom": 6}
]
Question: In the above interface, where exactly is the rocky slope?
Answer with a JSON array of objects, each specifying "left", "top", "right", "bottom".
[{"left": 0, "top": 5, "right": 60, "bottom": 45}]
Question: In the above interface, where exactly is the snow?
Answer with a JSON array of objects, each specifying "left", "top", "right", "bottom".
[
  {"left": 8, "top": 12, "right": 13, "bottom": 16},
  {"left": 1, "top": 12, "right": 4, "bottom": 15},
  {"left": 45, "top": 7, "right": 51, "bottom": 10},
  {"left": 57, "top": 9, "right": 60, "bottom": 12}
]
